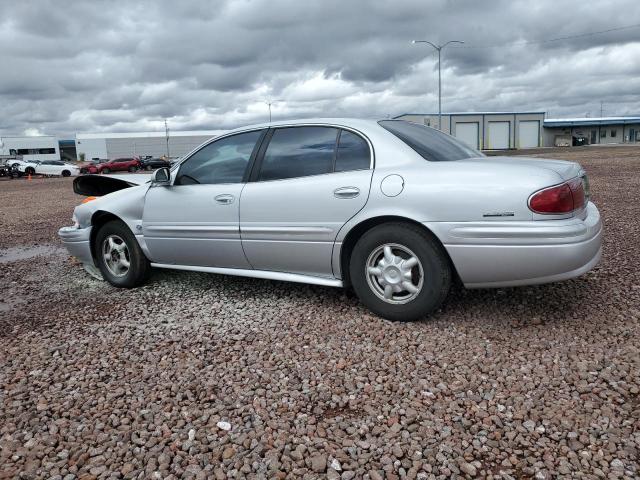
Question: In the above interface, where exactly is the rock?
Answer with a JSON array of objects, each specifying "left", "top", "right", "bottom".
[
  {"left": 610, "top": 459, "right": 624, "bottom": 472},
  {"left": 459, "top": 461, "right": 477, "bottom": 477},
  {"left": 369, "top": 470, "right": 384, "bottom": 480},
  {"left": 216, "top": 421, "right": 231, "bottom": 431},
  {"left": 222, "top": 447, "right": 236, "bottom": 460},
  {"left": 309, "top": 454, "right": 327, "bottom": 473}
]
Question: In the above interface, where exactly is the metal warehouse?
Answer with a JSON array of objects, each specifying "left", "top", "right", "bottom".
[
  {"left": 394, "top": 112, "right": 545, "bottom": 150},
  {"left": 543, "top": 117, "right": 640, "bottom": 147},
  {"left": 75, "top": 130, "right": 224, "bottom": 161}
]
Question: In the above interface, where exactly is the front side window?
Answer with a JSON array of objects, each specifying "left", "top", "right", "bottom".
[
  {"left": 379, "top": 120, "right": 483, "bottom": 162},
  {"left": 176, "top": 130, "right": 263, "bottom": 185},
  {"left": 258, "top": 127, "right": 338, "bottom": 181},
  {"left": 335, "top": 130, "right": 370, "bottom": 172}
]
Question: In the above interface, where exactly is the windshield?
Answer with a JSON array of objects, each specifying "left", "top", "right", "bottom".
[{"left": 379, "top": 120, "right": 483, "bottom": 161}]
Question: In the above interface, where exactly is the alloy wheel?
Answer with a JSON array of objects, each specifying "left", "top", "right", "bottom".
[
  {"left": 102, "top": 234, "right": 130, "bottom": 277},
  {"left": 365, "top": 243, "right": 424, "bottom": 304}
]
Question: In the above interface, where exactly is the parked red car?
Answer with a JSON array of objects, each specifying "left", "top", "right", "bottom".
[{"left": 84, "top": 157, "right": 141, "bottom": 174}]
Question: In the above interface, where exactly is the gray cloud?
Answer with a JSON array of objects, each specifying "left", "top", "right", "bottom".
[{"left": 0, "top": 0, "right": 639, "bottom": 137}]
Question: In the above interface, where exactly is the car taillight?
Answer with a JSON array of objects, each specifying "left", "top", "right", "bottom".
[{"left": 529, "top": 177, "right": 586, "bottom": 214}]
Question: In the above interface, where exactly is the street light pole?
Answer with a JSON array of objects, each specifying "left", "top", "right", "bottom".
[
  {"left": 264, "top": 100, "right": 283, "bottom": 123},
  {"left": 412, "top": 39, "right": 464, "bottom": 130}
]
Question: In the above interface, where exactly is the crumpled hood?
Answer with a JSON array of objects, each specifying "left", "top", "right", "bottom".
[{"left": 73, "top": 173, "right": 151, "bottom": 196}]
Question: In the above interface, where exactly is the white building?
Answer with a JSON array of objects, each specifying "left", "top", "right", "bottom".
[
  {"left": 0, "top": 135, "right": 60, "bottom": 161},
  {"left": 75, "top": 130, "right": 225, "bottom": 161},
  {"left": 394, "top": 112, "right": 545, "bottom": 150}
]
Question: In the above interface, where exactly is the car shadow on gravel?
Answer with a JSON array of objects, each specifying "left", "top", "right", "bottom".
[{"left": 439, "top": 274, "right": 600, "bottom": 327}]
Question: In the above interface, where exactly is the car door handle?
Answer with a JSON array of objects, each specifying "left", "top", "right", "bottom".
[
  {"left": 214, "top": 194, "right": 235, "bottom": 205},
  {"left": 333, "top": 186, "right": 360, "bottom": 199}
]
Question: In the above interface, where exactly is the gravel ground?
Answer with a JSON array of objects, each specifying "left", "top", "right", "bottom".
[{"left": 1, "top": 146, "right": 639, "bottom": 479}]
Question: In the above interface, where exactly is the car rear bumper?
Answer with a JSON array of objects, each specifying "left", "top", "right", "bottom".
[
  {"left": 428, "top": 202, "right": 603, "bottom": 288},
  {"left": 58, "top": 225, "right": 94, "bottom": 265}
]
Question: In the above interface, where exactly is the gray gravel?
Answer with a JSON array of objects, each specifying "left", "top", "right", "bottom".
[{"left": 1, "top": 147, "right": 639, "bottom": 479}]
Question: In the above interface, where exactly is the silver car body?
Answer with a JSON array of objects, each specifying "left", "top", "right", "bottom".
[{"left": 59, "top": 118, "right": 602, "bottom": 289}]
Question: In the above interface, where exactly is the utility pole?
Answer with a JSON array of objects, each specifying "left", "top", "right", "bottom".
[
  {"left": 412, "top": 39, "right": 464, "bottom": 131},
  {"left": 164, "top": 119, "right": 170, "bottom": 158}
]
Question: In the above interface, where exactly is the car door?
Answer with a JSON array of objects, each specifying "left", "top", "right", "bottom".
[
  {"left": 36, "top": 161, "right": 57, "bottom": 175},
  {"left": 240, "top": 126, "right": 373, "bottom": 277},
  {"left": 142, "top": 129, "right": 265, "bottom": 269}
]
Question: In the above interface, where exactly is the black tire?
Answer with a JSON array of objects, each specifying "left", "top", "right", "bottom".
[
  {"left": 128, "top": 166, "right": 137, "bottom": 172},
  {"left": 146, "top": 165, "right": 152, "bottom": 171},
  {"left": 102, "top": 168, "right": 110, "bottom": 174},
  {"left": 61, "top": 170, "right": 71, "bottom": 177},
  {"left": 95, "top": 220, "right": 151, "bottom": 288},
  {"left": 80, "top": 168, "right": 87, "bottom": 174},
  {"left": 25, "top": 167, "right": 35, "bottom": 175},
  {"left": 349, "top": 222, "right": 451, "bottom": 322}
]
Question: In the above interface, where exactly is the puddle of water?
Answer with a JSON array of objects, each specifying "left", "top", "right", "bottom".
[{"left": 0, "top": 244, "right": 66, "bottom": 264}]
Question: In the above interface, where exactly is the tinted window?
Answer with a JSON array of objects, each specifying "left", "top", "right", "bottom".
[
  {"left": 379, "top": 120, "right": 483, "bottom": 162},
  {"left": 176, "top": 130, "right": 262, "bottom": 185},
  {"left": 335, "top": 130, "right": 370, "bottom": 172},
  {"left": 258, "top": 127, "right": 338, "bottom": 181}
]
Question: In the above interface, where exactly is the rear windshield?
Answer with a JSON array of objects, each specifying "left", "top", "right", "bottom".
[{"left": 379, "top": 120, "right": 483, "bottom": 162}]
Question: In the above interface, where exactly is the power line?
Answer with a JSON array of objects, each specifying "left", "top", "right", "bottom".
[{"left": 450, "top": 22, "right": 640, "bottom": 49}]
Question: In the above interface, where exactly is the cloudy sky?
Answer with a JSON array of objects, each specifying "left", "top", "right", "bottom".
[{"left": 1, "top": 0, "right": 639, "bottom": 137}]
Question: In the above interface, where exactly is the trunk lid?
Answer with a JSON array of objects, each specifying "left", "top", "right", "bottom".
[{"left": 474, "top": 156, "right": 583, "bottom": 181}]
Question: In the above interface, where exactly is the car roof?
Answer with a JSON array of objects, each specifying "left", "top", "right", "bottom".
[{"left": 224, "top": 118, "right": 385, "bottom": 135}]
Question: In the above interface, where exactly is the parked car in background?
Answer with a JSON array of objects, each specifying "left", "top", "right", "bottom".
[
  {"left": 139, "top": 157, "right": 171, "bottom": 171},
  {"left": 5, "top": 158, "right": 39, "bottom": 172},
  {"left": 79, "top": 159, "right": 108, "bottom": 174},
  {"left": 60, "top": 118, "right": 602, "bottom": 321},
  {"left": 26, "top": 160, "right": 80, "bottom": 177},
  {"left": 83, "top": 157, "right": 141, "bottom": 174}
]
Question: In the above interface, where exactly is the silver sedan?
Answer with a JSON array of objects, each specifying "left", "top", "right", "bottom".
[{"left": 59, "top": 119, "right": 602, "bottom": 321}]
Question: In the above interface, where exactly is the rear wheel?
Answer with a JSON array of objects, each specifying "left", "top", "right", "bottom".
[
  {"left": 25, "top": 167, "right": 35, "bottom": 175},
  {"left": 128, "top": 166, "right": 137, "bottom": 172},
  {"left": 102, "top": 168, "right": 110, "bottom": 174},
  {"left": 349, "top": 223, "right": 451, "bottom": 321},
  {"left": 95, "top": 220, "right": 151, "bottom": 288},
  {"left": 61, "top": 170, "right": 71, "bottom": 177}
]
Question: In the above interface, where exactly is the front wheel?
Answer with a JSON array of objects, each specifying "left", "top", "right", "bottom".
[
  {"left": 349, "top": 223, "right": 451, "bottom": 322},
  {"left": 25, "top": 167, "right": 35, "bottom": 175},
  {"left": 95, "top": 220, "right": 151, "bottom": 288},
  {"left": 61, "top": 170, "right": 71, "bottom": 177},
  {"left": 101, "top": 168, "right": 110, "bottom": 174},
  {"left": 128, "top": 166, "right": 137, "bottom": 172}
]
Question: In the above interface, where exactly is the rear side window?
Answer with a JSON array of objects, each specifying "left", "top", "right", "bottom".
[
  {"left": 258, "top": 127, "right": 338, "bottom": 181},
  {"left": 379, "top": 120, "right": 483, "bottom": 162},
  {"left": 335, "top": 130, "right": 370, "bottom": 172},
  {"left": 176, "top": 130, "right": 263, "bottom": 185}
]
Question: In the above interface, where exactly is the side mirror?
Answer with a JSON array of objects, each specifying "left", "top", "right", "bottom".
[{"left": 152, "top": 167, "right": 171, "bottom": 185}]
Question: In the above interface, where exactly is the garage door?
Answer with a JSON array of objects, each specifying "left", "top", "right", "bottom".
[
  {"left": 488, "top": 121, "right": 510, "bottom": 149},
  {"left": 519, "top": 121, "right": 539, "bottom": 148},
  {"left": 454, "top": 122, "right": 479, "bottom": 149}
]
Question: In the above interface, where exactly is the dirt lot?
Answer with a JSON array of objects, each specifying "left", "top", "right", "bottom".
[{"left": 1, "top": 146, "right": 639, "bottom": 479}]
